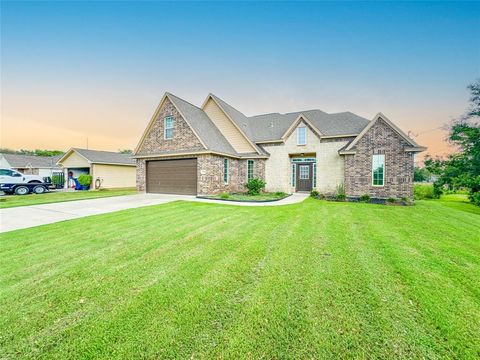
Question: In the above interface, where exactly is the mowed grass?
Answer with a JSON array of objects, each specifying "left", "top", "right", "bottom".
[
  {"left": 1, "top": 198, "right": 479, "bottom": 359},
  {"left": 0, "top": 188, "right": 137, "bottom": 209}
]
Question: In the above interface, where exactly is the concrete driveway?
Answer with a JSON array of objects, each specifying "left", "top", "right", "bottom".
[
  {"left": 0, "top": 194, "right": 190, "bottom": 233},
  {"left": 0, "top": 193, "right": 308, "bottom": 233}
]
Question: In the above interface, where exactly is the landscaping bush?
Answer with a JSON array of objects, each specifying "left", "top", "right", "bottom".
[
  {"left": 414, "top": 183, "right": 436, "bottom": 200},
  {"left": 310, "top": 190, "right": 320, "bottom": 198},
  {"left": 245, "top": 177, "right": 266, "bottom": 195},
  {"left": 359, "top": 194, "right": 371, "bottom": 203},
  {"left": 220, "top": 192, "right": 230, "bottom": 199},
  {"left": 387, "top": 197, "right": 396, "bottom": 203},
  {"left": 51, "top": 175, "right": 63, "bottom": 186},
  {"left": 335, "top": 183, "right": 346, "bottom": 201},
  {"left": 275, "top": 191, "right": 287, "bottom": 197},
  {"left": 471, "top": 191, "right": 480, "bottom": 206},
  {"left": 78, "top": 174, "right": 93, "bottom": 189}
]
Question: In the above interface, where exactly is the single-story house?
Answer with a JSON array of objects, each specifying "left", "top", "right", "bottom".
[
  {"left": 57, "top": 148, "right": 136, "bottom": 189},
  {"left": 133, "top": 92, "right": 426, "bottom": 199},
  {"left": 0, "top": 153, "right": 62, "bottom": 176}
]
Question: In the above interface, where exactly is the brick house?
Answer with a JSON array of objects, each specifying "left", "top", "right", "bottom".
[{"left": 133, "top": 92, "right": 426, "bottom": 199}]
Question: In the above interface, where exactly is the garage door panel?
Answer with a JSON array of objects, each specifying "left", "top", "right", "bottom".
[{"left": 147, "top": 159, "right": 197, "bottom": 195}]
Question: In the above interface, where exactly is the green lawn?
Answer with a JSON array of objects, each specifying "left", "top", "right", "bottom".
[
  {"left": 203, "top": 192, "right": 288, "bottom": 201},
  {"left": 0, "top": 188, "right": 137, "bottom": 209},
  {"left": 1, "top": 198, "right": 479, "bottom": 359}
]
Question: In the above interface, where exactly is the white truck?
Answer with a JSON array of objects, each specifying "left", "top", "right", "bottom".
[
  {"left": 0, "top": 168, "right": 51, "bottom": 195},
  {"left": 0, "top": 168, "right": 45, "bottom": 184}
]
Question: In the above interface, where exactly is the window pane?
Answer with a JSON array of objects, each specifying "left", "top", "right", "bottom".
[
  {"left": 297, "top": 127, "right": 306, "bottom": 145},
  {"left": 291, "top": 164, "right": 296, "bottom": 186},
  {"left": 224, "top": 159, "right": 228, "bottom": 183},
  {"left": 299, "top": 165, "right": 309, "bottom": 179},
  {"left": 165, "top": 117, "right": 173, "bottom": 128},
  {"left": 165, "top": 128, "right": 173, "bottom": 139},
  {"left": 247, "top": 160, "right": 254, "bottom": 180},
  {"left": 372, "top": 154, "right": 385, "bottom": 186}
]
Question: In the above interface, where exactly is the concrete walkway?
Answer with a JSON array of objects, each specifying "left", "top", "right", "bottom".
[{"left": 0, "top": 193, "right": 308, "bottom": 233}]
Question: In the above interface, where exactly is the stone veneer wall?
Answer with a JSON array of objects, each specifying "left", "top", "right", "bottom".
[
  {"left": 136, "top": 155, "right": 266, "bottom": 195},
  {"left": 344, "top": 117, "right": 415, "bottom": 199},
  {"left": 137, "top": 97, "right": 204, "bottom": 155}
]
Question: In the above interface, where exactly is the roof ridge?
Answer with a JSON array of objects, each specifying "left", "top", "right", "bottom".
[
  {"left": 74, "top": 148, "right": 125, "bottom": 154},
  {"left": 209, "top": 93, "right": 248, "bottom": 117},
  {"left": 166, "top": 92, "right": 205, "bottom": 111}
]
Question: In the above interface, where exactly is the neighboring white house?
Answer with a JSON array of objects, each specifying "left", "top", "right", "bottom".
[
  {"left": 0, "top": 153, "right": 62, "bottom": 177},
  {"left": 57, "top": 148, "right": 136, "bottom": 190}
]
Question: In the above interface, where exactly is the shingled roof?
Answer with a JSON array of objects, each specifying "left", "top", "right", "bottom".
[
  {"left": 135, "top": 92, "right": 376, "bottom": 158},
  {"left": 166, "top": 93, "right": 238, "bottom": 156},
  {"left": 208, "top": 94, "right": 371, "bottom": 143},
  {"left": 58, "top": 148, "right": 135, "bottom": 166},
  {"left": 0, "top": 153, "right": 62, "bottom": 169}
]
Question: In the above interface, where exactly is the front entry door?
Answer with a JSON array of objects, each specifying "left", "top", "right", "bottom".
[{"left": 296, "top": 163, "right": 313, "bottom": 192}]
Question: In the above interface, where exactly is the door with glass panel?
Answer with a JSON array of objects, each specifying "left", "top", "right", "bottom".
[{"left": 296, "top": 163, "right": 313, "bottom": 191}]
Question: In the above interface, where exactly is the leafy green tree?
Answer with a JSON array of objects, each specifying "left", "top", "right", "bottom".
[
  {"left": 0, "top": 148, "right": 63, "bottom": 156},
  {"left": 425, "top": 79, "right": 480, "bottom": 205},
  {"left": 413, "top": 167, "right": 430, "bottom": 182}
]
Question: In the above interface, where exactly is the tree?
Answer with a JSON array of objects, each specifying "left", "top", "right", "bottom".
[
  {"left": 118, "top": 149, "right": 133, "bottom": 154},
  {"left": 425, "top": 79, "right": 480, "bottom": 205},
  {"left": 413, "top": 167, "right": 430, "bottom": 182},
  {"left": 0, "top": 148, "right": 64, "bottom": 157}
]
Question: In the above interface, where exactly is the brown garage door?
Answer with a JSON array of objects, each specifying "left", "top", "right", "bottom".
[{"left": 146, "top": 159, "right": 197, "bottom": 195}]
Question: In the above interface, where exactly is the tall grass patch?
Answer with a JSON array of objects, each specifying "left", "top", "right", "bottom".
[{"left": 414, "top": 183, "right": 435, "bottom": 199}]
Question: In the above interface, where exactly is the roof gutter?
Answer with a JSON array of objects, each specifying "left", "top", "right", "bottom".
[{"left": 132, "top": 150, "right": 269, "bottom": 160}]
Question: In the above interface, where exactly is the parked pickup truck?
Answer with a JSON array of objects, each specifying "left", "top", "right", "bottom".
[
  {"left": 0, "top": 168, "right": 52, "bottom": 195},
  {"left": 0, "top": 168, "right": 46, "bottom": 184}
]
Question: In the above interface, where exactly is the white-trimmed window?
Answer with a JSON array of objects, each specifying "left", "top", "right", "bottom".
[
  {"left": 164, "top": 116, "right": 174, "bottom": 139},
  {"left": 247, "top": 160, "right": 254, "bottom": 180},
  {"left": 297, "top": 127, "right": 306, "bottom": 145},
  {"left": 372, "top": 154, "right": 385, "bottom": 186},
  {"left": 223, "top": 158, "right": 229, "bottom": 184}
]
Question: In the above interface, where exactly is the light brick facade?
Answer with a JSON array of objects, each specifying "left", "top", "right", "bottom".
[
  {"left": 262, "top": 122, "right": 354, "bottom": 194},
  {"left": 343, "top": 118, "right": 415, "bottom": 199}
]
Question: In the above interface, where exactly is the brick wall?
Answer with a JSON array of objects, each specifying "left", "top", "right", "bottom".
[
  {"left": 137, "top": 97, "right": 204, "bottom": 155},
  {"left": 136, "top": 159, "right": 146, "bottom": 192},
  {"left": 344, "top": 117, "right": 415, "bottom": 199},
  {"left": 136, "top": 155, "right": 266, "bottom": 195},
  {"left": 198, "top": 155, "right": 265, "bottom": 195}
]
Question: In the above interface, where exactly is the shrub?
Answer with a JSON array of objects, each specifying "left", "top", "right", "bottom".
[
  {"left": 471, "top": 192, "right": 480, "bottom": 206},
  {"left": 414, "top": 183, "right": 435, "bottom": 200},
  {"left": 275, "top": 191, "right": 287, "bottom": 197},
  {"left": 78, "top": 174, "right": 93, "bottom": 187},
  {"left": 335, "top": 182, "right": 346, "bottom": 201},
  {"left": 245, "top": 177, "right": 266, "bottom": 195},
  {"left": 387, "top": 197, "right": 396, "bottom": 203},
  {"left": 359, "top": 194, "right": 371, "bottom": 203},
  {"left": 51, "top": 175, "right": 63, "bottom": 186},
  {"left": 310, "top": 190, "right": 320, "bottom": 198},
  {"left": 220, "top": 192, "right": 230, "bottom": 199}
]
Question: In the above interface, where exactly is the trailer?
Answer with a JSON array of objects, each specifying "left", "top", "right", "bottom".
[{"left": 0, "top": 181, "right": 52, "bottom": 195}]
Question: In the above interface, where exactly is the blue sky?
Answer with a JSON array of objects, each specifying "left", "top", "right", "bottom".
[{"left": 1, "top": 1, "right": 479, "bottom": 157}]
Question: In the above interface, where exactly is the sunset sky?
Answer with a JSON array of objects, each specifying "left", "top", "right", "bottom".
[{"left": 1, "top": 1, "right": 479, "bottom": 160}]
